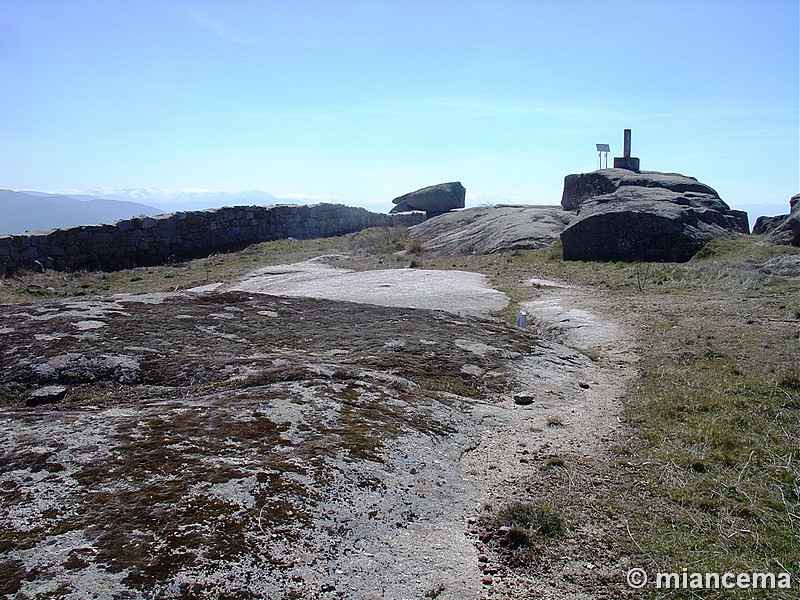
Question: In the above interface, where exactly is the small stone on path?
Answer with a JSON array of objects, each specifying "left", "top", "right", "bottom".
[
  {"left": 26, "top": 385, "right": 67, "bottom": 407},
  {"left": 513, "top": 393, "right": 535, "bottom": 406}
]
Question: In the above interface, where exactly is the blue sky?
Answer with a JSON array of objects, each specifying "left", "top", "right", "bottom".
[{"left": 1, "top": 0, "right": 797, "bottom": 218}]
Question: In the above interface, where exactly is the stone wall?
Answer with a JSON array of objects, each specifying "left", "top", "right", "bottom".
[{"left": 0, "top": 203, "right": 425, "bottom": 275}]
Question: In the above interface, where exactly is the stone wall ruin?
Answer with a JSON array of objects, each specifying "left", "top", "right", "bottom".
[{"left": 0, "top": 203, "right": 425, "bottom": 275}]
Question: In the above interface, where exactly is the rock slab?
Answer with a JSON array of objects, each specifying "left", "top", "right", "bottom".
[
  {"left": 390, "top": 182, "right": 466, "bottom": 216},
  {"left": 560, "top": 169, "right": 749, "bottom": 262},
  {"left": 409, "top": 205, "right": 572, "bottom": 254}
]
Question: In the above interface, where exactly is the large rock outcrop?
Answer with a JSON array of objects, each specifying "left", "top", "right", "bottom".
[
  {"left": 409, "top": 205, "right": 571, "bottom": 254},
  {"left": 390, "top": 182, "right": 466, "bottom": 216},
  {"left": 559, "top": 169, "right": 749, "bottom": 262},
  {"left": 752, "top": 193, "right": 800, "bottom": 246}
]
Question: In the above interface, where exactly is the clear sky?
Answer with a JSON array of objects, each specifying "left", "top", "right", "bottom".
[{"left": 1, "top": 0, "right": 797, "bottom": 216}]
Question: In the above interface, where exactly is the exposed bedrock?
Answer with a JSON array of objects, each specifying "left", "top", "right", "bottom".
[{"left": 409, "top": 205, "right": 571, "bottom": 254}]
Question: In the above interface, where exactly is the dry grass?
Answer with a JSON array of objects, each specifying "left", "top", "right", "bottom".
[{"left": 491, "top": 234, "right": 800, "bottom": 598}]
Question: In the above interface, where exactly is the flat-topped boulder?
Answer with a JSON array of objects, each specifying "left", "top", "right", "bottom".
[
  {"left": 560, "top": 169, "right": 749, "bottom": 262},
  {"left": 753, "top": 193, "right": 800, "bottom": 246},
  {"left": 390, "top": 182, "right": 466, "bottom": 216},
  {"left": 562, "top": 170, "right": 724, "bottom": 211}
]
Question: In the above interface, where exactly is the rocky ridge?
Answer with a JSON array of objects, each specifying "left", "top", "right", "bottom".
[{"left": 406, "top": 170, "right": 750, "bottom": 262}]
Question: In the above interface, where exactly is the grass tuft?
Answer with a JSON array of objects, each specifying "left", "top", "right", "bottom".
[{"left": 494, "top": 501, "right": 565, "bottom": 539}]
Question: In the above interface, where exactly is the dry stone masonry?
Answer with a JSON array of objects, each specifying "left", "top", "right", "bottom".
[{"left": 0, "top": 203, "right": 425, "bottom": 275}]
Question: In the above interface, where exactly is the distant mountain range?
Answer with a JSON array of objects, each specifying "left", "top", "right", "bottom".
[
  {"left": 0, "top": 189, "right": 285, "bottom": 235},
  {"left": 51, "top": 188, "right": 283, "bottom": 214},
  {"left": 0, "top": 190, "right": 162, "bottom": 235}
]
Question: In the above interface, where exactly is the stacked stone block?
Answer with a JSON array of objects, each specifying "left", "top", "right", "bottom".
[{"left": 0, "top": 204, "right": 425, "bottom": 275}]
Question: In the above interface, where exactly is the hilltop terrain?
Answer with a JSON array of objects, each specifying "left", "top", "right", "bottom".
[{"left": 1, "top": 224, "right": 799, "bottom": 599}]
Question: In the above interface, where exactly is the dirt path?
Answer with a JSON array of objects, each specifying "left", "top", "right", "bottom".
[{"left": 462, "top": 278, "right": 639, "bottom": 599}]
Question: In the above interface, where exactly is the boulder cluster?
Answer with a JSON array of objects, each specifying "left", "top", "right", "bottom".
[{"left": 400, "top": 171, "right": 756, "bottom": 262}]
